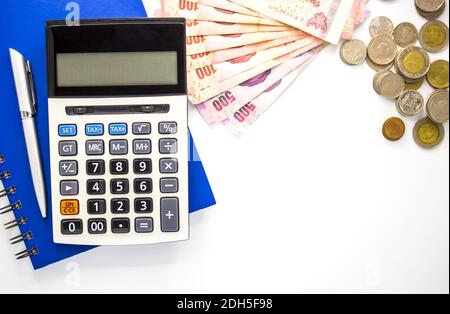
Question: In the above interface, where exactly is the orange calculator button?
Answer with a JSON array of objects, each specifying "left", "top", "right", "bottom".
[{"left": 60, "top": 200, "right": 79, "bottom": 215}]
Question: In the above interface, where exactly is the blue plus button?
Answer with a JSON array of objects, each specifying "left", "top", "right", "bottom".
[
  {"left": 58, "top": 125, "right": 77, "bottom": 137},
  {"left": 85, "top": 124, "right": 104, "bottom": 136},
  {"left": 109, "top": 123, "right": 128, "bottom": 136}
]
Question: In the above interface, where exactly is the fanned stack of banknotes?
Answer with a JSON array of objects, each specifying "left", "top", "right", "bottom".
[{"left": 151, "top": 0, "right": 370, "bottom": 137}]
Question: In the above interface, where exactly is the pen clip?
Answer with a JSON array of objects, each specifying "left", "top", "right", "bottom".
[{"left": 26, "top": 61, "right": 37, "bottom": 114}]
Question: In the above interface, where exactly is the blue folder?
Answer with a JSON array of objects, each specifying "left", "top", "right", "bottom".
[{"left": 0, "top": 0, "right": 215, "bottom": 270}]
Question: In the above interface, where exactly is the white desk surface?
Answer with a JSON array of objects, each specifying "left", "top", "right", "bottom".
[{"left": 1, "top": 0, "right": 448, "bottom": 294}]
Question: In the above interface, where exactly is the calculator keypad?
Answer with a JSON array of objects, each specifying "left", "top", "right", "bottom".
[{"left": 52, "top": 110, "right": 188, "bottom": 245}]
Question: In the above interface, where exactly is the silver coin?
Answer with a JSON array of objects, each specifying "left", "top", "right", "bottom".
[{"left": 396, "top": 90, "right": 425, "bottom": 116}]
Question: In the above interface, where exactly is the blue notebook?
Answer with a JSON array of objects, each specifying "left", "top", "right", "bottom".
[{"left": 0, "top": 0, "right": 215, "bottom": 270}]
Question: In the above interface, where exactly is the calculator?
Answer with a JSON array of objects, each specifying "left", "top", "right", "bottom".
[{"left": 46, "top": 19, "right": 189, "bottom": 245}]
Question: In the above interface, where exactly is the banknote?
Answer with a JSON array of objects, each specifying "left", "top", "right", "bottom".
[
  {"left": 188, "top": 36, "right": 322, "bottom": 92},
  {"left": 186, "top": 30, "right": 303, "bottom": 55},
  {"left": 342, "top": 0, "right": 370, "bottom": 40},
  {"left": 159, "top": 0, "right": 284, "bottom": 26},
  {"left": 195, "top": 46, "right": 322, "bottom": 123},
  {"left": 230, "top": 0, "right": 356, "bottom": 44},
  {"left": 187, "top": 34, "right": 305, "bottom": 70},
  {"left": 341, "top": 0, "right": 361, "bottom": 40},
  {"left": 223, "top": 54, "right": 319, "bottom": 137},
  {"left": 189, "top": 43, "right": 323, "bottom": 104},
  {"left": 185, "top": 20, "right": 292, "bottom": 36},
  {"left": 196, "top": 0, "right": 270, "bottom": 17}
]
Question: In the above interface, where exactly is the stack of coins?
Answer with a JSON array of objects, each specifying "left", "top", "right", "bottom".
[
  {"left": 415, "top": 0, "right": 446, "bottom": 19},
  {"left": 339, "top": 1, "right": 449, "bottom": 149}
]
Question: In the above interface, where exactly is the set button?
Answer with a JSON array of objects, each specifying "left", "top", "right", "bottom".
[{"left": 58, "top": 125, "right": 77, "bottom": 137}]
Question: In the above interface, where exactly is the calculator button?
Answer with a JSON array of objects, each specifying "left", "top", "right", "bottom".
[
  {"left": 86, "top": 140, "right": 105, "bottom": 156},
  {"left": 134, "top": 178, "right": 153, "bottom": 194},
  {"left": 135, "top": 218, "right": 154, "bottom": 233},
  {"left": 133, "top": 122, "right": 151, "bottom": 135},
  {"left": 133, "top": 159, "right": 152, "bottom": 174},
  {"left": 88, "top": 219, "right": 107, "bottom": 235},
  {"left": 85, "top": 124, "right": 104, "bottom": 136},
  {"left": 59, "top": 161, "right": 78, "bottom": 176},
  {"left": 110, "top": 159, "right": 129, "bottom": 175},
  {"left": 87, "top": 199, "right": 107, "bottom": 215},
  {"left": 111, "top": 198, "right": 130, "bottom": 214},
  {"left": 59, "top": 141, "right": 77, "bottom": 156},
  {"left": 60, "top": 200, "right": 79, "bottom": 216},
  {"left": 109, "top": 123, "right": 128, "bottom": 136},
  {"left": 161, "top": 198, "right": 179, "bottom": 232},
  {"left": 61, "top": 219, "right": 83, "bottom": 235},
  {"left": 133, "top": 139, "right": 152, "bottom": 154},
  {"left": 87, "top": 179, "right": 106, "bottom": 195},
  {"left": 160, "top": 178, "right": 179, "bottom": 193},
  {"left": 111, "top": 179, "right": 130, "bottom": 194},
  {"left": 60, "top": 181, "right": 79, "bottom": 196},
  {"left": 160, "top": 158, "right": 178, "bottom": 173},
  {"left": 134, "top": 198, "right": 153, "bottom": 213},
  {"left": 111, "top": 218, "right": 130, "bottom": 234},
  {"left": 159, "top": 122, "right": 178, "bottom": 134},
  {"left": 110, "top": 140, "right": 128, "bottom": 155},
  {"left": 58, "top": 124, "right": 77, "bottom": 137},
  {"left": 159, "top": 139, "right": 178, "bottom": 154},
  {"left": 86, "top": 160, "right": 105, "bottom": 175}
]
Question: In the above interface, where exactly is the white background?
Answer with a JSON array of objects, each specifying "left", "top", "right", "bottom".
[{"left": 1, "top": 0, "right": 448, "bottom": 294}]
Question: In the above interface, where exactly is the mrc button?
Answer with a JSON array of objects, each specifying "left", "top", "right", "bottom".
[{"left": 60, "top": 200, "right": 79, "bottom": 215}]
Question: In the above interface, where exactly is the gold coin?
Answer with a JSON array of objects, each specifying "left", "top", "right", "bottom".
[
  {"left": 340, "top": 40, "right": 367, "bottom": 65},
  {"left": 369, "top": 16, "right": 394, "bottom": 38},
  {"left": 427, "top": 60, "right": 449, "bottom": 89},
  {"left": 427, "top": 90, "right": 449, "bottom": 124},
  {"left": 413, "top": 118, "right": 445, "bottom": 149},
  {"left": 382, "top": 117, "right": 406, "bottom": 141},
  {"left": 405, "top": 78, "right": 424, "bottom": 90},
  {"left": 367, "top": 35, "right": 398, "bottom": 66},
  {"left": 394, "top": 22, "right": 419, "bottom": 47},
  {"left": 396, "top": 46, "right": 430, "bottom": 81},
  {"left": 419, "top": 20, "right": 449, "bottom": 53}
]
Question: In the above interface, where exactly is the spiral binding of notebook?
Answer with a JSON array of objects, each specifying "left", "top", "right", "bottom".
[{"left": 0, "top": 154, "right": 39, "bottom": 260}]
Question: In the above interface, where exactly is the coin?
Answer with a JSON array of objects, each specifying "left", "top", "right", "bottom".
[
  {"left": 379, "top": 71, "right": 406, "bottom": 99},
  {"left": 394, "top": 22, "right": 419, "bottom": 47},
  {"left": 427, "top": 90, "right": 449, "bottom": 124},
  {"left": 369, "top": 16, "right": 394, "bottom": 38},
  {"left": 367, "top": 57, "right": 394, "bottom": 72},
  {"left": 413, "top": 118, "right": 445, "bottom": 149},
  {"left": 427, "top": 60, "right": 449, "bottom": 89},
  {"left": 373, "top": 70, "right": 391, "bottom": 94},
  {"left": 405, "top": 78, "right": 424, "bottom": 90},
  {"left": 382, "top": 117, "right": 406, "bottom": 141},
  {"left": 368, "top": 35, "right": 397, "bottom": 66},
  {"left": 396, "top": 46, "right": 430, "bottom": 82},
  {"left": 396, "top": 90, "right": 424, "bottom": 116},
  {"left": 340, "top": 40, "right": 367, "bottom": 65},
  {"left": 415, "top": 0, "right": 446, "bottom": 19},
  {"left": 419, "top": 20, "right": 449, "bottom": 53}
]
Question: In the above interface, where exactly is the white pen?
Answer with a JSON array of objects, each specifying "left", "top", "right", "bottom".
[{"left": 9, "top": 49, "right": 47, "bottom": 218}]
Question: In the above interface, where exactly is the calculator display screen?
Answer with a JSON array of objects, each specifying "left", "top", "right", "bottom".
[{"left": 56, "top": 52, "right": 178, "bottom": 87}]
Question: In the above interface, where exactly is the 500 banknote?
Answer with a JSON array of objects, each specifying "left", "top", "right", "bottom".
[
  {"left": 230, "top": 0, "right": 356, "bottom": 44},
  {"left": 223, "top": 54, "right": 319, "bottom": 137},
  {"left": 196, "top": 46, "right": 322, "bottom": 124},
  {"left": 188, "top": 36, "right": 322, "bottom": 92}
]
